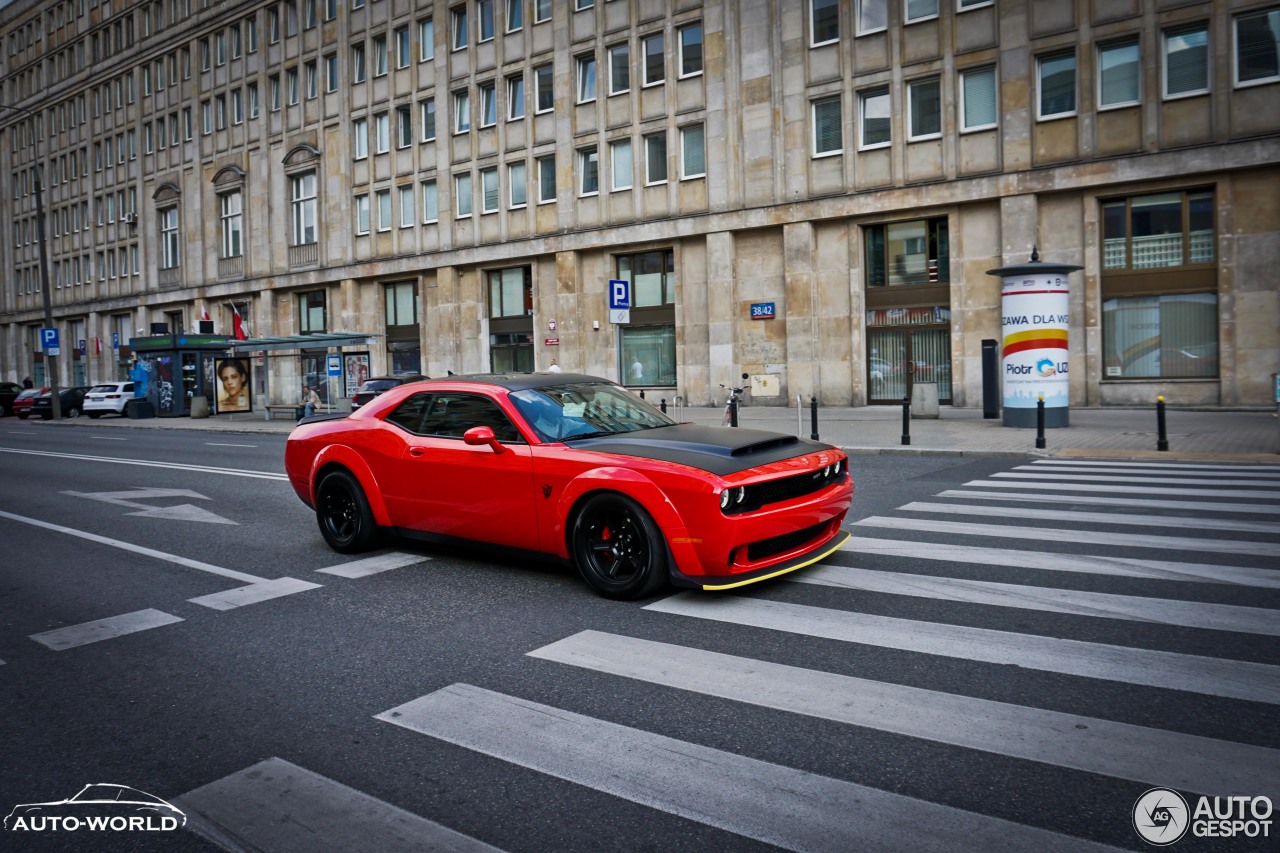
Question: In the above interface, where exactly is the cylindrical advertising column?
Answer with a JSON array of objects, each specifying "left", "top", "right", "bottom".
[{"left": 987, "top": 252, "right": 1082, "bottom": 428}]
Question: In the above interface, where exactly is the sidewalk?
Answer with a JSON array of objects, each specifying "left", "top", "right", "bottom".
[{"left": 32, "top": 402, "right": 1279, "bottom": 461}]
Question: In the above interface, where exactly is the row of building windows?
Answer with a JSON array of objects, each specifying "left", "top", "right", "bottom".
[{"left": 807, "top": 11, "right": 1280, "bottom": 155}]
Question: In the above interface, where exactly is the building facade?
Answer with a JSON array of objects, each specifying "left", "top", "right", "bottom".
[{"left": 2, "top": 0, "right": 1278, "bottom": 409}]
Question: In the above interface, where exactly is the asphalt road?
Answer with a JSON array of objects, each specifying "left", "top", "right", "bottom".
[{"left": 1, "top": 418, "right": 1277, "bottom": 852}]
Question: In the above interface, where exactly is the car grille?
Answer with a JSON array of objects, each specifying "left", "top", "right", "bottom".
[
  {"left": 746, "top": 521, "right": 830, "bottom": 562},
  {"left": 727, "top": 470, "right": 846, "bottom": 514}
]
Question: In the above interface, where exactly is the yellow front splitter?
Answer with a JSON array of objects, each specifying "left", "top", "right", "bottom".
[{"left": 692, "top": 529, "right": 851, "bottom": 591}]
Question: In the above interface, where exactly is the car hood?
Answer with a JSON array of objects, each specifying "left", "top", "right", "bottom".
[{"left": 565, "top": 424, "right": 835, "bottom": 476}]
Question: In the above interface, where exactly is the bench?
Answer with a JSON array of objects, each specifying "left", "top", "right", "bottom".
[{"left": 264, "top": 404, "right": 339, "bottom": 420}]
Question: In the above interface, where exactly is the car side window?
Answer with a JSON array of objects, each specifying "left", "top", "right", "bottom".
[
  {"left": 385, "top": 392, "right": 433, "bottom": 433},
  {"left": 419, "top": 393, "right": 521, "bottom": 443}
]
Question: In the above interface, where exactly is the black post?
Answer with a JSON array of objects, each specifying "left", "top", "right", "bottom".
[
  {"left": 729, "top": 397, "right": 738, "bottom": 428},
  {"left": 1156, "top": 396, "right": 1169, "bottom": 451},
  {"left": 809, "top": 395, "right": 819, "bottom": 441},
  {"left": 901, "top": 396, "right": 911, "bottom": 446},
  {"left": 1035, "top": 396, "right": 1046, "bottom": 450},
  {"left": 638, "top": 389, "right": 645, "bottom": 399},
  {"left": 659, "top": 398, "right": 667, "bottom": 414}
]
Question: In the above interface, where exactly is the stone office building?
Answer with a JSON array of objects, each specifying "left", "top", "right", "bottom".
[{"left": 2, "top": 0, "right": 1278, "bottom": 410}]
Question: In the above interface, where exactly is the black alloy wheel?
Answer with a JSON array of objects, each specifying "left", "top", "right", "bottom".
[
  {"left": 66, "top": 406, "right": 80, "bottom": 418},
  {"left": 315, "top": 470, "right": 379, "bottom": 553},
  {"left": 571, "top": 493, "right": 667, "bottom": 600}
]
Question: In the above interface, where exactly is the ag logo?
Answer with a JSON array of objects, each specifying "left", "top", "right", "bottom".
[{"left": 1133, "top": 788, "right": 1189, "bottom": 845}]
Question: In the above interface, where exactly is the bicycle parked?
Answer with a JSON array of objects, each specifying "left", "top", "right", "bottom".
[{"left": 719, "top": 373, "right": 750, "bottom": 426}]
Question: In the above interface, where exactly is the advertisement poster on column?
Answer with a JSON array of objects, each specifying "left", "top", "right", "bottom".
[
  {"left": 215, "top": 358, "right": 252, "bottom": 413},
  {"left": 1001, "top": 273, "right": 1070, "bottom": 413},
  {"left": 344, "top": 353, "right": 370, "bottom": 399}
]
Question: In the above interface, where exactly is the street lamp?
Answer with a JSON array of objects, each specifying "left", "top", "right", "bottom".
[{"left": 1, "top": 102, "right": 60, "bottom": 419}]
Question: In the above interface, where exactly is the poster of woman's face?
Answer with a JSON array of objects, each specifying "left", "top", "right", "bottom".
[
  {"left": 344, "top": 353, "right": 370, "bottom": 398},
  {"left": 215, "top": 358, "right": 251, "bottom": 413}
]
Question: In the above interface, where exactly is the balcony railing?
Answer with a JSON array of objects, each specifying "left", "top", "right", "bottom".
[
  {"left": 1103, "top": 230, "right": 1214, "bottom": 270},
  {"left": 288, "top": 241, "right": 318, "bottom": 268},
  {"left": 158, "top": 266, "right": 182, "bottom": 289},
  {"left": 218, "top": 255, "right": 244, "bottom": 279}
]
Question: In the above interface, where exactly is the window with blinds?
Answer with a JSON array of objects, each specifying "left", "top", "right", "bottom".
[
  {"left": 960, "top": 66, "right": 997, "bottom": 131},
  {"left": 908, "top": 77, "right": 941, "bottom": 139},
  {"left": 1038, "top": 51, "right": 1076, "bottom": 118},
  {"left": 812, "top": 97, "right": 842, "bottom": 155},
  {"left": 1164, "top": 26, "right": 1209, "bottom": 97},
  {"left": 681, "top": 125, "right": 705, "bottom": 178},
  {"left": 1099, "top": 41, "right": 1140, "bottom": 108},
  {"left": 1235, "top": 9, "right": 1280, "bottom": 86},
  {"left": 481, "top": 167, "right": 499, "bottom": 212}
]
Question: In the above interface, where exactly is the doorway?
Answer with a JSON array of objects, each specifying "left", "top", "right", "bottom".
[{"left": 867, "top": 326, "right": 952, "bottom": 405}]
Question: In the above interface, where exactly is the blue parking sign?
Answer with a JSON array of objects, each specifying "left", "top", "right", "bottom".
[
  {"left": 40, "top": 327, "right": 60, "bottom": 355},
  {"left": 608, "top": 279, "right": 631, "bottom": 310}
]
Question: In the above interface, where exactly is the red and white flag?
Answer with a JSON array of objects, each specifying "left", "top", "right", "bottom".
[
  {"left": 200, "top": 302, "right": 211, "bottom": 322},
  {"left": 231, "top": 303, "right": 248, "bottom": 341}
]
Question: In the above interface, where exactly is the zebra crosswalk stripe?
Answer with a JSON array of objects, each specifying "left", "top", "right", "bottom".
[
  {"left": 1030, "top": 460, "right": 1280, "bottom": 472},
  {"left": 794, "top": 564, "right": 1280, "bottom": 635},
  {"left": 1019, "top": 464, "right": 1280, "bottom": 478},
  {"left": 962, "top": 480, "right": 1280, "bottom": 500},
  {"left": 376, "top": 683, "right": 1121, "bottom": 853},
  {"left": 897, "top": 501, "right": 1280, "bottom": 534},
  {"left": 852, "top": 515, "right": 1277, "bottom": 556},
  {"left": 643, "top": 593, "right": 1280, "bottom": 704},
  {"left": 526, "top": 631, "right": 1280, "bottom": 796},
  {"left": 936, "top": 489, "right": 1280, "bottom": 515},
  {"left": 992, "top": 472, "right": 1280, "bottom": 488},
  {"left": 838, "top": 535, "right": 1280, "bottom": 588}
]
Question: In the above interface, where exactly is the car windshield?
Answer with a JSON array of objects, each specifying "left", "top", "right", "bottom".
[
  {"left": 89, "top": 385, "right": 117, "bottom": 393},
  {"left": 358, "top": 379, "right": 403, "bottom": 394},
  {"left": 510, "top": 382, "right": 675, "bottom": 443}
]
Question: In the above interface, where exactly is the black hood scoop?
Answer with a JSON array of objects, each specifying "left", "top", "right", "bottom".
[{"left": 568, "top": 424, "right": 833, "bottom": 476}]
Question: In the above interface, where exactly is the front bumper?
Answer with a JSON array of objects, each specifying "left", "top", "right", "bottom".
[{"left": 669, "top": 526, "right": 850, "bottom": 591}]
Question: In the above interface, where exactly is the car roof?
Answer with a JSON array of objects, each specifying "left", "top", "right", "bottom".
[{"left": 427, "top": 372, "right": 610, "bottom": 392}]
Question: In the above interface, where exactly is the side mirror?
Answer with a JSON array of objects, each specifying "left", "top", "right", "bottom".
[{"left": 463, "top": 425, "right": 506, "bottom": 454}]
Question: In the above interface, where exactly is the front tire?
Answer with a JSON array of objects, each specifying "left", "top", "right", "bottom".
[
  {"left": 65, "top": 407, "right": 80, "bottom": 419},
  {"left": 315, "top": 470, "right": 379, "bottom": 553},
  {"left": 571, "top": 493, "right": 667, "bottom": 600}
]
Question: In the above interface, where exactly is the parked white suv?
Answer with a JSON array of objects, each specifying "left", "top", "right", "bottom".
[{"left": 84, "top": 382, "right": 136, "bottom": 418}]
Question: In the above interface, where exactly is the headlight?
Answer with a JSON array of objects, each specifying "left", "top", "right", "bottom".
[
  {"left": 735, "top": 487, "right": 746, "bottom": 505},
  {"left": 835, "top": 459, "right": 843, "bottom": 475},
  {"left": 720, "top": 490, "right": 730, "bottom": 509}
]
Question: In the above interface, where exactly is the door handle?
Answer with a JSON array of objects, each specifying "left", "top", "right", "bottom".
[{"left": 409, "top": 447, "right": 426, "bottom": 457}]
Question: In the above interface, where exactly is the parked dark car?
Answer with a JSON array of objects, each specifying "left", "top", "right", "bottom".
[
  {"left": 350, "top": 373, "right": 428, "bottom": 410},
  {"left": 31, "top": 386, "right": 89, "bottom": 419},
  {"left": 0, "top": 381, "right": 23, "bottom": 416},
  {"left": 12, "top": 387, "right": 46, "bottom": 419}
]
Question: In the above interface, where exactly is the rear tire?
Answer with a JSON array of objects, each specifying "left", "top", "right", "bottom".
[
  {"left": 315, "top": 470, "right": 379, "bottom": 553},
  {"left": 571, "top": 493, "right": 667, "bottom": 600},
  {"left": 66, "top": 407, "right": 80, "bottom": 419},
  {"left": 87, "top": 412, "right": 101, "bottom": 419}
]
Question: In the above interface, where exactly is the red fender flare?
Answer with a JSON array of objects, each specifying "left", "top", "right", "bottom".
[{"left": 310, "top": 444, "right": 394, "bottom": 527}]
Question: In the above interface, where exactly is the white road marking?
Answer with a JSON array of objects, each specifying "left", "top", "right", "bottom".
[
  {"left": 992, "top": 471, "right": 1280, "bottom": 487},
  {"left": 0, "top": 509, "right": 267, "bottom": 583},
  {"left": 794, "top": 565, "right": 1280, "bottom": 635},
  {"left": 1019, "top": 464, "right": 1280, "bottom": 479},
  {"left": 91, "top": 436, "right": 127, "bottom": 441},
  {"left": 898, "top": 501, "right": 1280, "bottom": 534},
  {"left": 317, "top": 552, "right": 429, "bottom": 578},
  {"left": 377, "top": 683, "right": 1117, "bottom": 853},
  {"left": 188, "top": 577, "right": 322, "bottom": 611},
  {"left": 936, "top": 489, "right": 1280, "bottom": 515},
  {"left": 962, "top": 480, "right": 1280, "bottom": 499},
  {"left": 62, "top": 487, "right": 238, "bottom": 525},
  {"left": 839, "top": 536, "right": 1280, "bottom": 588},
  {"left": 204, "top": 442, "right": 258, "bottom": 448},
  {"left": 852, "top": 516, "right": 1277, "bottom": 557},
  {"left": 1031, "top": 460, "right": 1280, "bottom": 472},
  {"left": 0, "top": 445, "right": 288, "bottom": 480},
  {"left": 644, "top": 594, "right": 1280, "bottom": 704},
  {"left": 528, "top": 631, "right": 1280, "bottom": 796},
  {"left": 177, "top": 757, "right": 503, "bottom": 853},
  {"left": 30, "top": 608, "right": 184, "bottom": 651}
]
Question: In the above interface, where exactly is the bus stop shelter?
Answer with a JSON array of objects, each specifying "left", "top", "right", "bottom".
[{"left": 224, "top": 332, "right": 382, "bottom": 420}]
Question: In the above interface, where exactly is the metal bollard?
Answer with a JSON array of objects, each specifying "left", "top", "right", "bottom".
[
  {"left": 729, "top": 396, "right": 739, "bottom": 428},
  {"left": 1035, "top": 395, "right": 1046, "bottom": 450},
  {"left": 660, "top": 398, "right": 667, "bottom": 414},
  {"left": 901, "top": 396, "right": 911, "bottom": 446},
  {"left": 639, "top": 389, "right": 645, "bottom": 399},
  {"left": 810, "top": 396, "right": 819, "bottom": 441},
  {"left": 1156, "top": 395, "right": 1169, "bottom": 451}
]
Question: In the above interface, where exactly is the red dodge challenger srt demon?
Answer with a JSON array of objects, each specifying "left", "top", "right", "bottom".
[{"left": 285, "top": 373, "right": 853, "bottom": 599}]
